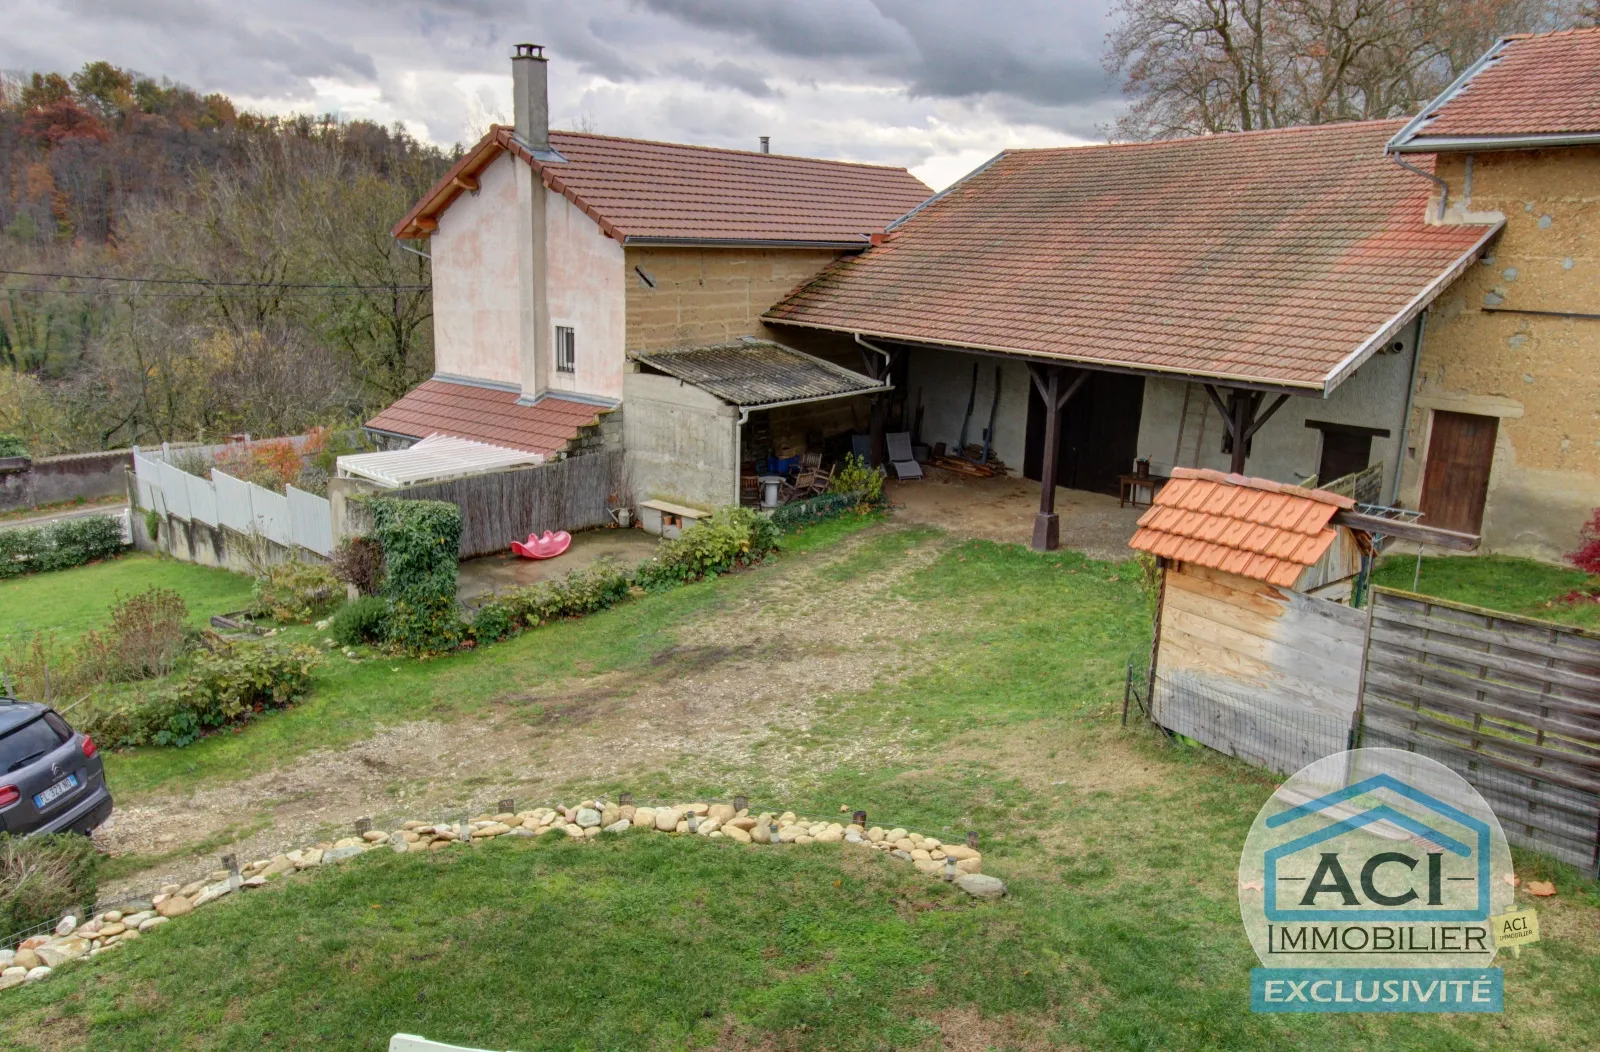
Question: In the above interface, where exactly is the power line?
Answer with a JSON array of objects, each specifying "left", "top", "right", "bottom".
[{"left": 0, "top": 268, "right": 430, "bottom": 291}]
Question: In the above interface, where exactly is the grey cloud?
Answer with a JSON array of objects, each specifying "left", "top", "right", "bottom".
[
  {"left": 634, "top": 0, "right": 913, "bottom": 58},
  {"left": 664, "top": 59, "right": 779, "bottom": 98}
]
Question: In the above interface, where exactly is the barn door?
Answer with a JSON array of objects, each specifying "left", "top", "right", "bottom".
[{"left": 1419, "top": 410, "right": 1497, "bottom": 534}]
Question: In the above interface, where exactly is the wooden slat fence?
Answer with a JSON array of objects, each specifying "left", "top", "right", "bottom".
[
  {"left": 391, "top": 451, "right": 621, "bottom": 558},
  {"left": 1358, "top": 587, "right": 1600, "bottom": 873}
]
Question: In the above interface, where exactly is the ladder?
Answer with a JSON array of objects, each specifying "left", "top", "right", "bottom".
[{"left": 1170, "top": 383, "right": 1211, "bottom": 470}]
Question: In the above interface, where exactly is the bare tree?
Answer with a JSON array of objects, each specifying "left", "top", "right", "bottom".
[{"left": 1105, "top": 0, "right": 1577, "bottom": 140}]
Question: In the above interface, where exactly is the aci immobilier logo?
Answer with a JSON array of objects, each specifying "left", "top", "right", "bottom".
[{"left": 1239, "top": 748, "right": 1514, "bottom": 1013}]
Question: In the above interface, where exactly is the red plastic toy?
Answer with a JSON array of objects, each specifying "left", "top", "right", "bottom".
[{"left": 510, "top": 530, "right": 572, "bottom": 560}]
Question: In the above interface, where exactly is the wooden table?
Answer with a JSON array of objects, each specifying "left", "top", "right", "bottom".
[{"left": 1118, "top": 473, "right": 1169, "bottom": 508}]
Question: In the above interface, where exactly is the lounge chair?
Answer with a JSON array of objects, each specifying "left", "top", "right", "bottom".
[{"left": 886, "top": 431, "right": 923, "bottom": 480}]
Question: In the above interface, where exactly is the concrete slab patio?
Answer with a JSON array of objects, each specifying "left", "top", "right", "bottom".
[
  {"left": 886, "top": 467, "right": 1144, "bottom": 561},
  {"left": 457, "top": 526, "right": 661, "bottom": 604}
]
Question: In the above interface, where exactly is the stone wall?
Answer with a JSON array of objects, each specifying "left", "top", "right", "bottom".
[
  {"left": 0, "top": 450, "right": 134, "bottom": 513},
  {"left": 1402, "top": 147, "right": 1600, "bottom": 560}
]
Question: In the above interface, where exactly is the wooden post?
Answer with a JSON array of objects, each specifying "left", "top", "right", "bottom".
[
  {"left": 1033, "top": 367, "right": 1063, "bottom": 550},
  {"left": 858, "top": 344, "right": 896, "bottom": 468},
  {"left": 1230, "top": 391, "right": 1252, "bottom": 474},
  {"left": 1028, "top": 364, "right": 1089, "bottom": 551},
  {"left": 1203, "top": 384, "right": 1291, "bottom": 476}
]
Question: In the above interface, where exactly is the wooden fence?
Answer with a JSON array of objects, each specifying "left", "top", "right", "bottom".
[
  {"left": 392, "top": 451, "right": 621, "bottom": 558},
  {"left": 1359, "top": 587, "right": 1600, "bottom": 873}
]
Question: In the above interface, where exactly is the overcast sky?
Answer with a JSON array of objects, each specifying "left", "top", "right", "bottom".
[{"left": 3, "top": 0, "right": 1123, "bottom": 189}]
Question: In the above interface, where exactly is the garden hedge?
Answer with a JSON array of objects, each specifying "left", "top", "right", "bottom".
[{"left": 0, "top": 514, "right": 126, "bottom": 579}]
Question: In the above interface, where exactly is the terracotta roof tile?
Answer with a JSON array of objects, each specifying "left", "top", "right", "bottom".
[
  {"left": 1402, "top": 29, "right": 1600, "bottom": 143},
  {"left": 395, "top": 128, "right": 931, "bottom": 245},
  {"left": 764, "top": 120, "right": 1498, "bottom": 390},
  {"left": 1129, "top": 468, "right": 1360, "bottom": 585},
  {"left": 366, "top": 379, "right": 603, "bottom": 456}
]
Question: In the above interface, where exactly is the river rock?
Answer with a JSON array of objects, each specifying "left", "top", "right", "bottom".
[
  {"left": 575, "top": 807, "right": 602, "bottom": 828},
  {"left": 263, "top": 855, "right": 296, "bottom": 878},
  {"left": 914, "top": 858, "right": 944, "bottom": 875},
  {"left": 157, "top": 896, "right": 193, "bottom": 919},
  {"left": 0, "top": 968, "right": 24, "bottom": 991},
  {"left": 297, "top": 848, "right": 324, "bottom": 868},
  {"left": 816, "top": 828, "right": 844, "bottom": 844},
  {"left": 723, "top": 825, "right": 752, "bottom": 844},
  {"left": 98, "top": 923, "right": 127, "bottom": 939},
  {"left": 654, "top": 807, "right": 682, "bottom": 832},
  {"left": 323, "top": 845, "right": 366, "bottom": 864},
  {"left": 193, "top": 881, "right": 233, "bottom": 908},
  {"left": 728, "top": 816, "right": 757, "bottom": 831},
  {"left": 179, "top": 880, "right": 205, "bottom": 898},
  {"left": 123, "top": 911, "right": 154, "bottom": 928},
  {"left": 604, "top": 819, "right": 631, "bottom": 833},
  {"left": 911, "top": 849, "right": 931, "bottom": 861},
  {"left": 54, "top": 915, "right": 78, "bottom": 937},
  {"left": 36, "top": 937, "right": 89, "bottom": 968},
  {"left": 956, "top": 873, "right": 1006, "bottom": 900},
  {"left": 138, "top": 916, "right": 169, "bottom": 933},
  {"left": 24, "top": 966, "right": 51, "bottom": 983},
  {"left": 707, "top": 803, "right": 736, "bottom": 824},
  {"left": 941, "top": 844, "right": 979, "bottom": 861},
  {"left": 362, "top": 830, "right": 389, "bottom": 843},
  {"left": 242, "top": 876, "right": 268, "bottom": 888},
  {"left": 957, "top": 858, "right": 982, "bottom": 874},
  {"left": 478, "top": 822, "right": 513, "bottom": 837}
]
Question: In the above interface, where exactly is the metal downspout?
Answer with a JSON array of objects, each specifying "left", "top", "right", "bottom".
[
  {"left": 393, "top": 236, "right": 432, "bottom": 261},
  {"left": 1388, "top": 154, "right": 1450, "bottom": 221},
  {"left": 1388, "top": 311, "right": 1428, "bottom": 506}
]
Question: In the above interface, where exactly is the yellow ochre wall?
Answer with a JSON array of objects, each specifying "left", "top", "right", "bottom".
[
  {"left": 624, "top": 246, "right": 844, "bottom": 351},
  {"left": 1400, "top": 147, "right": 1600, "bottom": 561}
]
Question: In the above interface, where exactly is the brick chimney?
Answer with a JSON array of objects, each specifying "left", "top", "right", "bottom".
[{"left": 512, "top": 43, "right": 550, "bottom": 402}]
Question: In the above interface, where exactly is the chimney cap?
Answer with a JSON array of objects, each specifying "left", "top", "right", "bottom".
[
  {"left": 759, "top": 135, "right": 770, "bottom": 154},
  {"left": 514, "top": 43, "right": 546, "bottom": 60}
]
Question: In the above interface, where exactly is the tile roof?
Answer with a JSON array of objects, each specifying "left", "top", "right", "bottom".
[
  {"left": 365, "top": 379, "right": 604, "bottom": 456},
  {"left": 1128, "top": 468, "right": 1358, "bottom": 587},
  {"left": 763, "top": 120, "right": 1500, "bottom": 391},
  {"left": 1392, "top": 29, "right": 1600, "bottom": 148},
  {"left": 629, "top": 339, "right": 884, "bottom": 406},
  {"left": 394, "top": 127, "right": 931, "bottom": 246}
]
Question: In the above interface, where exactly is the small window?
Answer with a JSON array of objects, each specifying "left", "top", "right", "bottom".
[{"left": 555, "top": 326, "right": 576, "bottom": 374}]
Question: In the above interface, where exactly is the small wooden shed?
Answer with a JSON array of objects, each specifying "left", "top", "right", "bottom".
[{"left": 1129, "top": 469, "right": 1374, "bottom": 770}]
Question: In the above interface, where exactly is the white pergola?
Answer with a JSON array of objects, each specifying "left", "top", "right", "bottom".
[{"left": 336, "top": 434, "right": 544, "bottom": 488}]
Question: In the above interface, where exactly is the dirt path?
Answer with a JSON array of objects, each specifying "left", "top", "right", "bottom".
[{"left": 96, "top": 526, "right": 957, "bottom": 899}]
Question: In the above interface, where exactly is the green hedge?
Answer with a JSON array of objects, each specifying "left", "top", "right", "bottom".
[
  {"left": 82, "top": 640, "right": 321, "bottom": 749},
  {"left": 253, "top": 561, "right": 343, "bottom": 623},
  {"left": 770, "top": 490, "right": 869, "bottom": 531},
  {"left": 0, "top": 514, "right": 126, "bottom": 579},
  {"left": 633, "top": 506, "right": 779, "bottom": 589},
  {"left": 369, "top": 498, "right": 462, "bottom": 655},
  {"left": 2, "top": 833, "right": 97, "bottom": 942}
]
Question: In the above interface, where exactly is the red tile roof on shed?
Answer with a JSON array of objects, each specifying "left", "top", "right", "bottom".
[
  {"left": 1390, "top": 28, "right": 1600, "bottom": 149},
  {"left": 365, "top": 379, "right": 603, "bottom": 456},
  {"left": 1129, "top": 468, "right": 1359, "bottom": 587},
  {"left": 393, "top": 127, "right": 931, "bottom": 246},
  {"left": 764, "top": 120, "right": 1500, "bottom": 391}
]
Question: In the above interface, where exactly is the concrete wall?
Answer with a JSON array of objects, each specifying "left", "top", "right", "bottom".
[
  {"left": 625, "top": 246, "right": 844, "bottom": 351},
  {"left": 545, "top": 191, "right": 627, "bottom": 401},
  {"left": 1397, "top": 148, "right": 1600, "bottom": 560},
  {"left": 128, "top": 473, "right": 308, "bottom": 574},
  {"left": 622, "top": 369, "right": 738, "bottom": 510},
  {"left": 903, "top": 347, "right": 1032, "bottom": 469},
  {"left": 1136, "top": 319, "right": 1419, "bottom": 495},
  {"left": 0, "top": 449, "right": 134, "bottom": 513},
  {"left": 431, "top": 152, "right": 523, "bottom": 388}
]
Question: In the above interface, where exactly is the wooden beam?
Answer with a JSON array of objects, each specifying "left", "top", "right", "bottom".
[
  {"left": 452, "top": 174, "right": 480, "bottom": 192},
  {"left": 1332, "top": 510, "right": 1479, "bottom": 551},
  {"left": 1243, "top": 393, "right": 1290, "bottom": 441},
  {"left": 414, "top": 217, "right": 438, "bottom": 233},
  {"left": 1033, "top": 367, "right": 1063, "bottom": 551}
]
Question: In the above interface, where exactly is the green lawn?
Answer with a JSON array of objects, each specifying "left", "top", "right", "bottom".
[
  {"left": 0, "top": 552, "right": 257, "bottom": 650},
  {"left": 5, "top": 517, "right": 1595, "bottom": 1049},
  {"left": 1372, "top": 552, "right": 1600, "bottom": 630}
]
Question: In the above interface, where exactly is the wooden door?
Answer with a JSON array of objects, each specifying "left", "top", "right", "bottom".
[{"left": 1419, "top": 410, "right": 1497, "bottom": 534}]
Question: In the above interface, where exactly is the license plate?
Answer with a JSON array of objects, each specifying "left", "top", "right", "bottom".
[{"left": 33, "top": 774, "right": 79, "bottom": 808}]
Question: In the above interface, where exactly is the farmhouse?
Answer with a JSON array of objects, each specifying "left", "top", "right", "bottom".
[{"left": 369, "top": 44, "right": 930, "bottom": 508}]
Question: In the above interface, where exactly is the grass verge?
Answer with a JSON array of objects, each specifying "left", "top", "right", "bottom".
[{"left": 1372, "top": 552, "right": 1599, "bottom": 630}]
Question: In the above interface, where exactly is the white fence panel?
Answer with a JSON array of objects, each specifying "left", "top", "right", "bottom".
[
  {"left": 132, "top": 454, "right": 162, "bottom": 513},
  {"left": 156, "top": 461, "right": 192, "bottom": 521},
  {"left": 249, "top": 485, "right": 291, "bottom": 547},
  {"left": 213, "top": 471, "right": 255, "bottom": 534},
  {"left": 187, "top": 471, "right": 219, "bottom": 526},
  {"left": 286, "top": 485, "right": 333, "bottom": 556}
]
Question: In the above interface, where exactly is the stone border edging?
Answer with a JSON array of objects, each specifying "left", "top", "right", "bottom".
[{"left": 0, "top": 797, "right": 1005, "bottom": 993}]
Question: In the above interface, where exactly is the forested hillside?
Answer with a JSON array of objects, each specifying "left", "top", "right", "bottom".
[{"left": 0, "top": 62, "right": 453, "bottom": 455}]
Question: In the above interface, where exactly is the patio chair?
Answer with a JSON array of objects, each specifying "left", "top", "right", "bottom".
[{"left": 885, "top": 431, "right": 923, "bottom": 480}]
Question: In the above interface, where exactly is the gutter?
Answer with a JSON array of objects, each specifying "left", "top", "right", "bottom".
[
  {"left": 1386, "top": 39, "right": 1512, "bottom": 154},
  {"left": 1391, "top": 131, "right": 1600, "bottom": 153},
  {"left": 622, "top": 236, "right": 871, "bottom": 251}
]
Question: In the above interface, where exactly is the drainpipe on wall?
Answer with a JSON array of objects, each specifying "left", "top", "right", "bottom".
[
  {"left": 1388, "top": 152, "right": 1450, "bottom": 221},
  {"left": 1388, "top": 311, "right": 1428, "bottom": 507},
  {"left": 512, "top": 44, "right": 551, "bottom": 404}
]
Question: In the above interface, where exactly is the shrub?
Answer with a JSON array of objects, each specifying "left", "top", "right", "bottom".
[
  {"left": 0, "top": 433, "right": 28, "bottom": 459},
  {"left": 0, "top": 631, "right": 88, "bottom": 704},
  {"left": 502, "top": 564, "right": 633, "bottom": 627},
  {"left": 0, "top": 514, "right": 126, "bottom": 579},
  {"left": 78, "top": 587, "right": 191, "bottom": 682},
  {"left": 330, "top": 595, "right": 389, "bottom": 646},
  {"left": 143, "top": 506, "right": 162, "bottom": 543},
  {"left": 633, "top": 506, "right": 779, "bottom": 590},
  {"left": 770, "top": 491, "right": 867, "bottom": 531},
  {"left": 213, "top": 439, "right": 303, "bottom": 492},
  {"left": 164, "top": 446, "right": 215, "bottom": 479},
  {"left": 1572, "top": 507, "right": 1600, "bottom": 577},
  {"left": 468, "top": 598, "right": 516, "bottom": 643},
  {"left": 253, "top": 561, "right": 342, "bottom": 623},
  {"left": 82, "top": 640, "right": 321, "bottom": 749},
  {"left": 370, "top": 498, "right": 463, "bottom": 655},
  {"left": 1, "top": 833, "right": 98, "bottom": 940},
  {"left": 826, "top": 453, "right": 885, "bottom": 505},
  {"left": 330, "top": 535, "right": 385, "bottom": 596}
]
